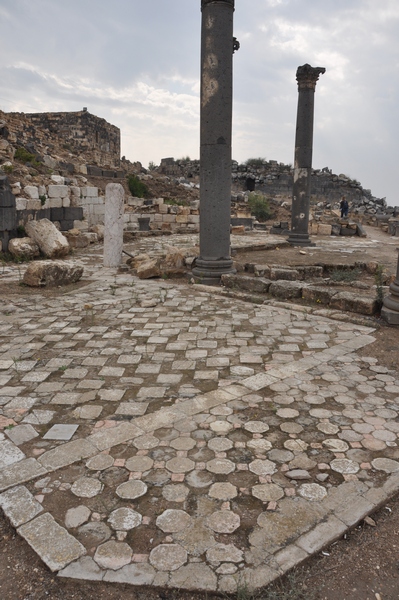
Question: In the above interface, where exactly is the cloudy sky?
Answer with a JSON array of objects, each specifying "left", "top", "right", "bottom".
[{"left": 0, "top": 0, "right": 398, "bottom": 205}]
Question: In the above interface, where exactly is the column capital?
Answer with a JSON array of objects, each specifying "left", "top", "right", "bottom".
[
  {"left": 296, "top": 64, "right": 326, "bottom": 90},
  {"left": 201, "top": 0, "right": 235, "bottom": 10}
]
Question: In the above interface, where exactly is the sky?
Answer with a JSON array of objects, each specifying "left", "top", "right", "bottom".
[{"left": 0, "top": 0, "right": 398, "bottom": 205}]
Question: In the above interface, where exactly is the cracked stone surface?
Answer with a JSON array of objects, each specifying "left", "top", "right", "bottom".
[{"left": 1, "top": 236, "right": 399, "bottom": 593}]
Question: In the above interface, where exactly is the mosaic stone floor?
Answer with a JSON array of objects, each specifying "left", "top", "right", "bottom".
[{"left": 0, "top": 240, "right": 399, "bottom": 593}]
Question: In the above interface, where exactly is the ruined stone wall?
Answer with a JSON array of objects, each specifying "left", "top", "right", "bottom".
[
  {"left": 6, "top": 109, "right": 120, "bottom": 168},
  {"left": 158, "top": 158, "right": 387, "bottom": 214}
]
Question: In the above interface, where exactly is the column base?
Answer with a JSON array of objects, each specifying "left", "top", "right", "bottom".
[
  {"left": 287, "top": 232, "right": 315, "bottom": 247},
  {"left": 192, "top": 257, "right": 236, "bottom": 285},
  {"left": 381, "top": 306, "right": 399, "bottom": 325}
]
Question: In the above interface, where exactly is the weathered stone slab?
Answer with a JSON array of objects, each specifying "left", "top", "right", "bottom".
[
  {"left": 296, "top": 516, "right": 347, "bottom": 554},
  {"left": 88, "top": 422, "right": 143, "bottom": 451},
  {"left": 19, "top": 512, "right": 86, "bottom": 571},
  {"left": 25, "top": 218, "right": 70, "bottom": 258},
  {"left": 38, "top": 439, "right": 97, "bottom": 471},
  {"left": 0, "top": 440, "right": 26, "bottom": 468},
  {"left": 168, "top": 563, "right": 217, "bottom": 591},
  {"left": 58, "top": 556, "right": 104, "bottom": 581},
  {"left": 43, "top": 424, "right": 79, "bottom": 440},
  {"left": 23, "top": 260, "right": 83, "bottom": 288},
  {"left": 0, "top": 485, "right": 43, "bottom": 527},
  {"left": 104, "top": 563, "right": 156, "bottom": 585},
  {"left": 4, "top": 424, "right": 38, "bottom": 446},
  {"left": 0, "top": 458, "right": 48, "bottom": 492}
]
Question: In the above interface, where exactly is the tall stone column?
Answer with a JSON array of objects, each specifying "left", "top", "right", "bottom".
[
  {"left": 192, "top": 0, "right": 237, "bottom": 284},
  {"left": 288, "top": 64, "right": 325, "bottom": 247},
  {"left": 104, "top": 183, "right": 124, "bottom": 267},
  {"left": 381, "top": 249, "right": 399, "bottom": 325}
]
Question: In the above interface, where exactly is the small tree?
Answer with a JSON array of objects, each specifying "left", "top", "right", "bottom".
[
  {"left": 127, "top": 175, "right": 149, "bottom": 198},
  {"left": 248, "top": 193, "right": 272, "bottom": 222}
]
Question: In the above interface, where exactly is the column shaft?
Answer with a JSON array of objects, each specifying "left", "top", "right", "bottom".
[
  {"left": 192, "top": 0, "right": 236, "bottom": 284},
  {"left": 288, "top": 64, "right": 325, "bottom": 247}
]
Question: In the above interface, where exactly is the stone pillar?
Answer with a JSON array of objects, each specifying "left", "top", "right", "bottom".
[
  {"left": 192, "top": 0, "right": 237, "bottom": 284},
  {"left": 288, "top": 64, "right": 325, "bottom": 247},
  {"left": 381, "top": 249, "right": 399, "bottom": 325},
  {"left": 103, "top": 183, "right": 124, "bottom": 267}
]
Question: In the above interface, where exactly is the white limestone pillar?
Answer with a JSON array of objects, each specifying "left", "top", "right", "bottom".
[{"left": 103, "top": 183, "right": 124, "bottom": 267}]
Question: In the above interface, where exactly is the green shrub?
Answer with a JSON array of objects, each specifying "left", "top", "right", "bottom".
[
  {"left": 2, "top": 164, "right": 13, "bottom": 174},
  {"left": 148, "top": 161, "right": 158, "bottom": 171},
  {"left": 330, "top": 267, "right": 361, "bottom": 283},
  {"left": 14, "top": 147, "right": 40, "bottom": 167},
  {"left": 248, "top": 193, "right": 272, "bottom": 221},
  {"left": 245, "top": 157, "right": 266, "bottom": 168},
  {"left": 127, "top": 175, "right": 149, "bottom": 198}
]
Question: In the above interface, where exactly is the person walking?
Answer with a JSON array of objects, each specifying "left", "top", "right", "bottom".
[{"left": 340, "top": 196, "right": 349, "bottom": 218}]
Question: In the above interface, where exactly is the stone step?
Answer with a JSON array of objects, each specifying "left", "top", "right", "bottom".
[{"left": 221, "top": 274, "right": 378, "bottom": 315}]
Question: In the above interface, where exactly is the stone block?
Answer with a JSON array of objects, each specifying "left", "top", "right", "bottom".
[
  {"left": 81, "top": 186, "right": 98, "bottom": 197},
  {"left": 296, "top": 265, "right": 324, "bottom": 279},
  {"left": 65, "top": 207, "right": 84, "bottom": 221},
  {"left": 302, "top": 286, "right": 336, "bottom": 305},
  {"left": 24, "top": 185, "right": 39, "bottom": 199},
  {"left": 49, "top": 197, "right": 63, "bottom": 208},
  {"left": 163, "top": 214, "right": 177, "bottom": 223},
  {"left": 317, "top": 223, "right": 332, "bottom": 235},
  {"left": 221, "top": 274, "right": 271, "bottom": 294},
  {"left": 340, "top": 226, "right": 356, "bottom": 236},
  {"left": 331, "top": 223, "right": 341, "bottom": 236},
  {"left": 254, "top": 264, "right": 271, "bottom": 278},
  {"left": 159, "top": 204, "right": 169, "bottom": 214},
  {"left": 15, "top": 197, "right": 27, "bottom": 210},
  {"left": 188, "top": 214, "right": 200, "bottom": 224},
  {"left": 27, "top": 199, "right": 42, "bottom": 211},
  {"left": 356, "top": 223, "right": 367, "bottom": 237},
  {"left": 269, "top": 280, "right": 303, "bottom": 299},
  {"left": 48, "top": 185, "right": 69, "bottom": 198},
  {"left": 25, "top": 218, "right": 70, "bottom": 258},
  {"left": 23, "top": 260, "right": 83, "bottom": 287},
  {"left": 329, "top": 291, "right": 378, "bottom": 315},
  {"left": 0, "top": 207, "right": 16, "bottom": 231},
  {"left": 270, "top": 267, "right": 299, "bottom": 281},
  {"left": 8, "top": 237, "right": 40, "bottom": 259},
  {"left": 176, "top": 215, "right": 188, "bottom": 224},
  {"left": 70, "top": 186, "right": 81, "bottom": 197},
  {"left": 64, "top": 232, "right": 89, "bottom": 248},
  {"left": 63, "top": 197, "right": 71, "bottom": 208}
]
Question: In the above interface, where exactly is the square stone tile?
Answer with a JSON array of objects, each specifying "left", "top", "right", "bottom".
[
  {"left": 98, "top": 366, "right": 125, "bottom": 377},
  {"left": 5, "top": 424, "right": 38, "bottom": 445},
  {"left": 73, "top": 405, "right": 103, "bottom": 420},
  {"left": 115, "top": 402, "right": 149, "bottom": 416},
  {"left": 98, "top": 389, "right": 126, "bottom": 402},
  {"left": 43, "top": 424, "right": 79, "bottom": 441}
]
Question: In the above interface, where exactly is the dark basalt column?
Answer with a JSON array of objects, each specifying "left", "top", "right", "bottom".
[
  {"left": 381, "top": 248, "right": 399, "bottom": 325},
  {"left": 192, "top": 0, "right": 237, "bottom": 284},
  {"left": 288, "top": 64, "right": 325, "bottom": 247}
]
